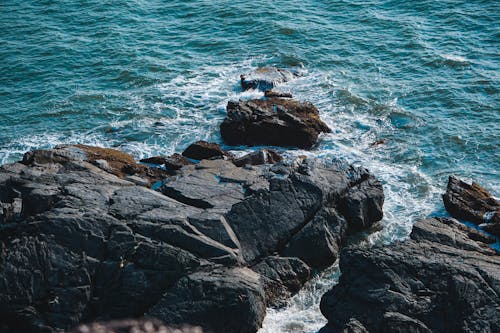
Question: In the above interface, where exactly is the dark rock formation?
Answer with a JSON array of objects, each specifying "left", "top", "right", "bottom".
[
  {"left": 148, "top": 267, "right": 265, "bottom": 333},
  {"left": 232, "top": 149, "right": 283, "bottom": 167},
  {"left": 252, "top": 256, "right": 311, "bottom": 307},
  {"left": 140, "top": 154, "right": 193, "bottom": 171},
  {"left": 443, "top": 175, "right": 499, "bottom": 237},
  {"left": 320, "top": 217, "right": 500, "bottom": 333},
  {"left": 140, "top": 156, "right": 168, "bottom": 165},
  {"left": 0, "top": 145, "right": 383, "bottom": 333},
  {"left": 69, "top": 319, "right": 202, "bottom": 333},
  {"left": 220, "top": 98, "right": 331, "bottom": 149},
  {"left": 182, "top": 141, "right": 233, "bottom": 161},
  {"left": 240, "top": 67, "right": 298, "bottom": 91}
]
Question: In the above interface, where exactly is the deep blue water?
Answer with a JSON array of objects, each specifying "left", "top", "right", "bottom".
[{"left": 1, "top": 1, "right": 499, "bottom": 331}]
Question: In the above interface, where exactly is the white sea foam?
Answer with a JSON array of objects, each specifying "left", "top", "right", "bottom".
[{"left": 440, "top": 53, "right": 470, "bottom": 65}]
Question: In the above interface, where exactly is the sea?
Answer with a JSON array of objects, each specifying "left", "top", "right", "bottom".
[{"left": 1, "top": 1, "right": 498, "bottom": 332}]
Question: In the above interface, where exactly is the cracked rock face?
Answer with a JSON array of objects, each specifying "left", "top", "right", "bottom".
[
  {"left": 319, "top": 217, "right": 500, "bottom": 333},
  {"left": 0, "top": 145, "right": 383, "bottom": 332},
  {"left": 220, "top": 98, "right": 331, "bottom": 149}
]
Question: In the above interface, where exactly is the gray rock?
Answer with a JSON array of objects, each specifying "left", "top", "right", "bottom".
[
  {"left": 282, "top": 207, "right": 347, "bottom": 268},
  {"left": 320, "top": 217, "right": 500, "bottom": 333},
  {"left": 252, "top": 256, "right": 311, "bottom": 307},
  {"left": 147, "top": 267, "right": 266, "bottom": 333},
  {"left": 0, "top": 145, "right": 384, "bottom": 332},
  {"left": 232, "top": 149, "right": 283, "bottom": 167}
]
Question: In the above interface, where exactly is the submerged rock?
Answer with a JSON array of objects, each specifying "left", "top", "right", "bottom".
[
  {"left": 320, "top": 217, "right": 500, "bottom": 333},
  {"left": 240, "top": 67, "right": 298, "bottom": 91},
  {"left": 0, "top": 145, "right": 383, "bottom": 332},
  {"left": 220, "top": 98, "right": 331, "bottom": 149},
  {"left": 443, "top": 175, "right": 499, "bottom": 236}
]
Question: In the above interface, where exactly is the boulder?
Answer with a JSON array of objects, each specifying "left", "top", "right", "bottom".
[
  {"left": 443, "top": 175, "right": 499, "bottom": 236},
  {"left": 220, "top": 98, "right": 331, "bottom": 149},
  {"left": 148, "top": 267, "right": 265, "bottom": 333},
  {"left": 182, "top": 141, "right": 233, "bottom": 160},
  {"left": 240, "top": 67, "right": 298, "bottom": 91},
  {"left": 252, "top": 256, "right": 311, "bottom": 307},
  {"left": 320, "top": 217, "right": 500, "bottom": 333},
  {"left": 232, "top": 149, "right": 283, "bottom": 167},
  {"left": 0, "top": 145, "right": 384, "bottom": 332}
]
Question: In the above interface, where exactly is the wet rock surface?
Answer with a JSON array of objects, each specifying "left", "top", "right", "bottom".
[
  {"left": 0, "top": 145, "right": 383, "bottom": 333},
  {"left": 443, "top": 175, "right": 499, "bottom": 237},
  {"left": 220, "top": 98, "right": 331, "bottom": 149},
  {"left": 320, "top": 217, "right": 500, "bottom": 333},
  {"left": 240, "top": 67, "right": 298, "bottom": 91}
]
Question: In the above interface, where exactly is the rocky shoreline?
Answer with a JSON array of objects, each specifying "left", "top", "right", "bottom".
[{"left": 0, "top": 67, "right": 498, "bottom": 333}]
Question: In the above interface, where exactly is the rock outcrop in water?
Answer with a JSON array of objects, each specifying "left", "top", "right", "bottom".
[
  {"left": 0, "top": 144, "right": 383, "bottom": 332},
  {"left": 220, "top": 98, "right": 331, "bottom": 149},
  {"left": 240, "top": 67, "right": 299, "bottom": 91},
  {"left": 319, "top": 217, "right": 500, "bottom": 333},
  {"left": 443, "top": 175, "right": 499, "bottom": 237}
]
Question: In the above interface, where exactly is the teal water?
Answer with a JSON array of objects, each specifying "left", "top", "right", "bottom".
[{"left": 1, "top": 1, "right": 499, "bottom": 331}]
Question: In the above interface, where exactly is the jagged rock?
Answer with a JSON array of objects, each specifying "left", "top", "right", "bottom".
[
  {"left": 140, "top": 154, "right": 194, "bottom": 171},
  {"left": 252, "top": 256, "right": 311, "bottom": 307},
  {"left": 148, "top": 267, "right": 265, "bottom": 333},
  {"left": 443, "top": 176, "right": 499, "bottom": 237},
  {"left": 69, "top": 319, "right": 203, "bottom": 333},
  {"left": 320, "top": 217, "right": 500, "bottom": 333},
  {"left": 0, "top": 145, "right": 384, "bottom": 332},
  {"left": 482, "top": 222, "right": 500, "bottom": 238},
  {"left": 264, "top": 90, "right": 293, "bottom": 98},
  {"left": 281, "top": 207, "right": 347, "bottom": 268},
  {"left": 220, "top": 98, "right": 331, "bottom": 149},
  {"left": 21, "top": 144, "right": 167, "bottom": 184},
  {"left": 182, "top": 141, "right": 233, "bottom": 160},
  {"left": 240, "top": 67, "right": 298, "bottom": 91},
  {"left": 232, "top": 149, "right": 283, "bottom": 167}
]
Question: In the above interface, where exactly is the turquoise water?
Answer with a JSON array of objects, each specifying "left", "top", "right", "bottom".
[{"left": 1, "top": 1, "right": 499, "bottom": 331}]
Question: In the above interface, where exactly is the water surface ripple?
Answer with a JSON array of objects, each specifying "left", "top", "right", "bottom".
[{"left": 1, "top": 1, "right": 498, "bottom": 332}]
